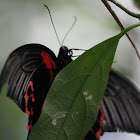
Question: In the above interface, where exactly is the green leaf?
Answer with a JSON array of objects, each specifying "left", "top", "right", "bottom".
[{"left": 29, "top": 23, "right": 140, "bottom": 140}]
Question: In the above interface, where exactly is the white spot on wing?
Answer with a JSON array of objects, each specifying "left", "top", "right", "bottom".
[{"left": 52, "top": 113, "right": 67, "bottom": 126}]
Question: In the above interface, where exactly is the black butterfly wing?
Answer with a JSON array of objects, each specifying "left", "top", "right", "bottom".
[
  {"left": 101, "top": 70, "right": 140, "bottom": 134},
  {"left": 0, "top": 44, "right": 57, "bottom": 112}
]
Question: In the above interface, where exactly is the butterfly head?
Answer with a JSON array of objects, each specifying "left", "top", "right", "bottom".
[
  {"left": 59, "top": 46, "right": 73, "bottom": 57},
  {"left": 56, "top": 46, "right": 73, "bottom": 71}
]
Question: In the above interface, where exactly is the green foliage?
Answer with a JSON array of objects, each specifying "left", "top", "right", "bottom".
[
  {"left": 0, "top": 84, "right": 28, "bottom": 140},
  {"left": 29, "top": 23, "right": 140, "bottom": 140},
  {"left": 133, "top": 0, "right": 140, "bottom": 9}
]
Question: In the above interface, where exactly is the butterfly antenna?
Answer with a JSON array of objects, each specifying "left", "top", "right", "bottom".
[
  {"left": 44, "top": 5, "right": 61, "bottom": 47},
  {"left": 62, "top": 16, "right": 77, "bottom": 45}
]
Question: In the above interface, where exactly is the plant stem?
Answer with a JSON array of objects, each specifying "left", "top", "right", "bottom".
[
  {"left": 101, "top": 0, "right": 140, "bottom": 59},
  {"left": 109, "top": 0, "right": 140, "bottom": 19}
]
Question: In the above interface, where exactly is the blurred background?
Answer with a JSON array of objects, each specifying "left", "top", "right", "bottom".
[{"left": 0, "top": 0, "right": 140, "bottom": 140}]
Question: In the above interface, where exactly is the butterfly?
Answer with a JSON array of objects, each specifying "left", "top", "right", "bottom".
[
  {"left": 0, "top": 5, "right": 140, "bottom": 140},
  {"left": 0, "top": 43, "right": 140, "bottom": 140}
]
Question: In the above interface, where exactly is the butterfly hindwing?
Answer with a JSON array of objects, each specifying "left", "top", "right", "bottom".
[
  {"left": 25, "top": 64, "right": 53, "bottom": 131},
  {"left": 0, "top": 44, "right": 57, "bottom": 112},
  {"left": 102, "top": 70, "right": 140, "bottom": 134}
]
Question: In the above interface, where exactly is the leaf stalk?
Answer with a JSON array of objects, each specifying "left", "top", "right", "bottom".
[{"left": 101, "top": 0, "right": 140, "bottom": 59}]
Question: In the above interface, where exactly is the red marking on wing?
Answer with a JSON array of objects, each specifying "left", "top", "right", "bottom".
[
  {"left": 49, "top": 70, "right": 55, "bottom": 84},
  {"left": 99, "top": 106, "right": 104, "bottom": 126},
  {"left": 31, "top": 108, "right": 33, "bottom": 116},
  {"left": 96, "top": 129, "right": 102, "bottom": 139},
  {"left": 25, "top": 81, "right": 34, "bottom": 101},
  {"left": 41, "top": 51, "right": 57, "bottom": 84},
  {"left": 27, "top": 121, "right": 33, "bottom": 131},
  {"left": 25, "top": 81, "right": 35, "bottom": 116},
  {"left": 25, "top": 81, "right": 35, "bottom": 131},
  {"left": 26, "top": 106, "right": 30, "bottom": 116},
  {"left": 27, "top": 124, "right": 30, "bottom": 131},
  {"left": 90, "top": 128, "right": 94, "bottom": 133},
  {"left": 95, "top": 106, "right": 104, "bottom": 139},
  {"left": 30, "top": 94, "right": 35, "bottom": 102},
  {"left": 41, "top": 51, "right": 57, "bottom": 70},
  {"left": 82, "top": 106, "right": 104, "bottom": 139},
  {"left": 41, "top": 101, "right": 44, "bottom": 112}
]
